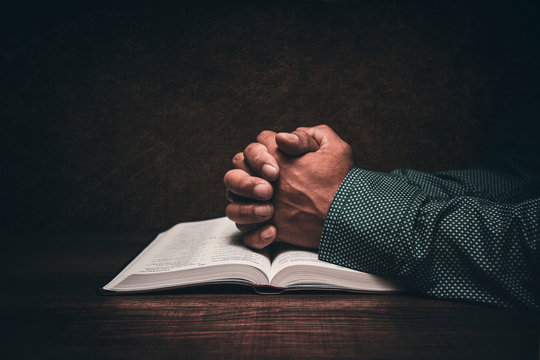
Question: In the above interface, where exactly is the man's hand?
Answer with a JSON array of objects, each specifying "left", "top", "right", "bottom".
[{"left": 224, "top": 125, "right": 354, "bottom": 249}]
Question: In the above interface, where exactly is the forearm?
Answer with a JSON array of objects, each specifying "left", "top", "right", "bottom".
[{"left": 319, "top": 167, "right": 539, "bottom": 310}]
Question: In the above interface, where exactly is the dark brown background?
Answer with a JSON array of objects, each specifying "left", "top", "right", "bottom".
[{"left": 3, "top": 0, "right": 540, "bottom": 232}]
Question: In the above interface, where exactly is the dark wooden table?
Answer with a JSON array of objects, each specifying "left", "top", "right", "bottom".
[{"left": 2, "top": 232, "right": 538, "bottom": 359}]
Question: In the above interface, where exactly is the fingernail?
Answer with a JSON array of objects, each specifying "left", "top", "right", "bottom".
[
  {"left": 261, "top": 227, "right": 275, "bottom": 241},
  {"left": 280, "top": 133, "right": 299, "bottom": 141},
  {"left": 254, "top": 204, "right": 271, "bottom": 217},
  {"left": 262, "top": 164, "right": 277, "bottom": 179},
  {"left": 253, "top": 184, "right": 269, "bottom": 199}
]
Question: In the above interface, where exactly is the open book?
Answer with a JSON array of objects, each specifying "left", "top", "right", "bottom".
[{"left": 102, "top": 217, "right": 403, "bottom": 294}]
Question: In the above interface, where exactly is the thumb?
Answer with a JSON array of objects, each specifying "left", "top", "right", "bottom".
[
  {"left": 297, "top": 124, "right": 345, "bottom": 150},
  {"left": 275, "top": 129, "right": 320, "bottom": 156}
]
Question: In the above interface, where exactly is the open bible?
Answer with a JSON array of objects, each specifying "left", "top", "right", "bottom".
[{"left": 102, "top": 217, "right": 403, "bottom": 294}]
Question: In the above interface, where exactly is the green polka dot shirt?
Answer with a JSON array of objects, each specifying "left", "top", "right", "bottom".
[{"left": 319, "top": 151, "right": 539, "bottom": 310}]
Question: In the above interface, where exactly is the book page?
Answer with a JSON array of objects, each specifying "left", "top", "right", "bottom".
[
  {"left": 269, "top": 245, "right": 357, "bottom": 280},
  {"left": 104, "top": 217, "right": 271, "bottom": 289},
  {"left": 268, "top": 244, "right": 403, "bottom": 291}
]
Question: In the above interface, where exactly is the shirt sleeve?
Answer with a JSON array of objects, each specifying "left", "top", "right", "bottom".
[{"left": 318, "top": 164, "right": 540, "bottom": 310}]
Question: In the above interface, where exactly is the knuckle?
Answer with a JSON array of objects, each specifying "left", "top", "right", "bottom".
[
  {"left": 223, "top": 170, "right": 234, "bottom": 186},
  {"left": 244, "top": 143, "right": 267, "bottom": 167},
  {"left": 317, "top": 124, "right": 331, "bottom": 131},
  {"left": 297, "top": 131, "right": 310, "bottom": 144},
  {"left": 342, "top": 142, "right": 353, "bottom": 156},
  {"left": 292, "top": 129, "right": 305, "bottom": 137},
  {"left": 239, "top": 175, "right": 254, "bottom": 190},
  {"left": 251, "top": 152, "right": 264, "bottom": 167},
  {"left": 256, "top": 130, "right": 276, "bottom": 143},
  {"left": 244, "top": 142, "right": 261, "bottom": 154},
  {"left": 240, "top": 204, "right": 254, "bottom": 218},
  {"left": 232, "top": 152, "right": 244, "bottom": 164},
  {"left": 224, "top": 169, "right": 249, "bottom": 190}
]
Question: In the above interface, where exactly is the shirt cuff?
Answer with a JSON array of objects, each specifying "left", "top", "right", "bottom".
[{"left": 318, "top": 167, "right": 423, "bottom": 280}]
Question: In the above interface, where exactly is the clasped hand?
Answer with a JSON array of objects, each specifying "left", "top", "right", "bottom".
[{"left": 224, "top": 125, "right": 354, "bottom": 249}]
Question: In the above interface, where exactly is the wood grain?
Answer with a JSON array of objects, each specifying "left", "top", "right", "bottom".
[{"left": 2, "top": 232, "right": 538, "bottom": 359}]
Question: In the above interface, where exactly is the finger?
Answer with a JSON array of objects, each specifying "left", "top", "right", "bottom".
[
  {"left": 242, "top": 224, "right": 277, "bottom": 249},
  {"left": 226, "top": 189, "right": 254, "bottom": 203},
  {"left": 275, "top": 129, "right": 320, "bottom": 156},
  {"left": 226, "top": 190, "right": 264, "bottom": 203},
  {"left": 236, "top": 222, "right": 264, "bottom": 233},
  {"left": 223, "top": 169, "right": 273, "bottom": 201},
  {"left": 232, "top": 152, "right": 253, "bottom": 174},
  {"left": 256, "top": 130, "right": 278, "bottom": 153},
  {"left": 225, "top": 202, "right": 274, "bottom": 224},
  {"left": 243, "top": 142, "right": 279, "bottom": 181},
  {"left": 297, "top": 124, "right": 341, "bottom": 149}
]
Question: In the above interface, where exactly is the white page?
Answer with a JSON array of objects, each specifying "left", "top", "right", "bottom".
[
  {"left": 104, "top": 217, "right": 271, "bottom": 289},
  {"left": 269, "top": 246, "right": 360, "bottom": 280},
  {"left": 268, "top": 245, "right": 403, "bottom": 291}
]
